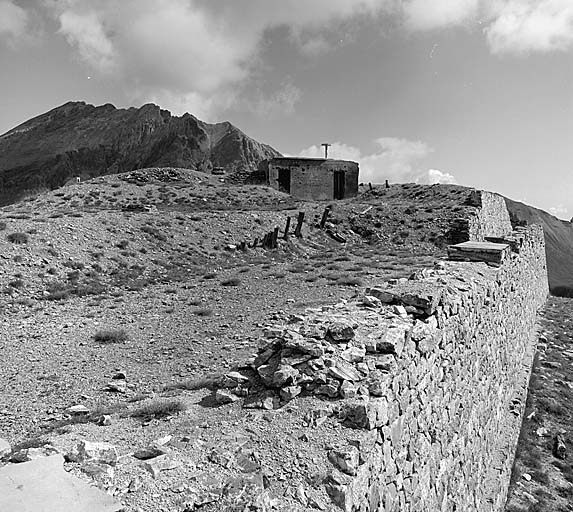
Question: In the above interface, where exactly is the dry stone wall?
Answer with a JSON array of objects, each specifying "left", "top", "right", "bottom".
[
  {"left": 217, "top": 224, "right": 548, "bottom": 511},
  {"left": 449, "top": 191, "right": 512, "bottom": 243}
]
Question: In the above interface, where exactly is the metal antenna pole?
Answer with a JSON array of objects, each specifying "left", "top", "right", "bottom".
[{"left": 321, "top": 143, "right": 331, "bottom": 159}]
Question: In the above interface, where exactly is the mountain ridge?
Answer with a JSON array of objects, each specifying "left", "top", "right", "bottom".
[{"left": 0, "top": 101, "right": 281, "bottom": 205}]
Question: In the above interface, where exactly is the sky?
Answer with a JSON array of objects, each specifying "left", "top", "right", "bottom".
[{"left": 1, "top": 1, "right": 573, "bottom": 219}]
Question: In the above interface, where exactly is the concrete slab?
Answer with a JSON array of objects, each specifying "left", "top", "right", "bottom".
[
  {"left": 0, "top": 455, "right": 122, "bottom": 512},
  {"left": 449, "top": 241, "right": 510, "bottom": 253},
  {"left": 447, "top": 241, "right": 510, "bottom": 265}
]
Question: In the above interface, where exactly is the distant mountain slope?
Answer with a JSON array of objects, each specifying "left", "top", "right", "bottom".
[
  {"left": 0, "top": 101, "right": 281, "bottom": 204},
  {"left": 505, "top": 198, "right": 573, "bottom": 295}
]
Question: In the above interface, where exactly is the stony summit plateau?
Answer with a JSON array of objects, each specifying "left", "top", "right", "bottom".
[{"left": 0, "top": 103, "right": 572, "bottom": 512}]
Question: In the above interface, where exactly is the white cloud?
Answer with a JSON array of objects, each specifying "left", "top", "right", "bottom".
[
  {"left": 44, "top": 0, "right": 395, "bottom": 118},
  {"left": 297, "top": 141, "right": 362, "bottom": 161},
  {"left": 295, "top": 137, "right": 453, "bottom": 185},
  {"left": 549, "top": 204, "right": 569, "bottom": 219},
  {"left": 485, "top": 0, "right": 573, "bottom": 54},
  {"left": 417, "top": 169, "right": 458, "bottom": 185},
  {"left": 41, "top": 0, "right": 573, "bottom": 118},
  {"left": 0, "top": 0, "right": 29, "bottom": 45},
  {"left": 251, "top": 82, "right": 302, "bottom": 118},
  {"left": 403, "top": 0, "right": 480, "bottom": 30},
  {"left": 58, "top": 9, "right": 115, "bottom": 71}
]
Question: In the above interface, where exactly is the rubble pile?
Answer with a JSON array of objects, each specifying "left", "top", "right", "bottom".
[
  {"left": 119, "top": 168, "right": 193, "bottom": 184},
  {"left": 216, "top": 267, "right": 447, "bottom": 419}
]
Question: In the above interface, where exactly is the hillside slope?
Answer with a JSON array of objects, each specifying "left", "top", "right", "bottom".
[
  {"left": 0, "top": 102, "right": 281, "bottom": 204},
  {"left": 505, "top": 198, "right": 573, "bottom": 295}
]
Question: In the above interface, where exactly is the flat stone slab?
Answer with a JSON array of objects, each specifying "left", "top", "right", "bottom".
[
  {"left": 0, "top": 455, "right": 121, "bottom": 512},
  {"left": 448, "top": 241, "right": 510, "bottom": 264},
  {"left": 450, "top": 241, "right": 509, "bottom": 252}
]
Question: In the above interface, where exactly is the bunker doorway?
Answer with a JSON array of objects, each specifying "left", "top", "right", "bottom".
[
  {"left": 334, "top": 171, "right": 345, "bottom": 199},
  {"left": 278, "top": 168, "right": 291, "bottom": 193}
]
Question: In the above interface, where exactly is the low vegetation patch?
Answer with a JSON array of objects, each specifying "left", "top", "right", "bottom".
[
  {"left": 335, "top": 276, "right": 364, "bottom": 287},
  {"left": 93, "top": 328, "right": 128, "bottom": 343},
  {"left": 130, "top": 398, "right": 186, "bottom": 420},
  {"left": 7, "top": 232, "right": 29, "bottom": 244},
  {"left": 221, "top": 277, "right": 241, "bottom": 287},
  {"left": 192, "top": 307, "right": 213, "bottom": 317}
]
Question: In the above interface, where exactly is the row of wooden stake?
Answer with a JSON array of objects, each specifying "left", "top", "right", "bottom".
[{"left": 236, "top": 211, "right": 306, "bottom": 251}]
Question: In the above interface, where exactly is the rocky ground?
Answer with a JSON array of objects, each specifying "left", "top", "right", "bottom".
[
  {"left": 0, "top": 171, "right": 508, "bottom": 511},
  {"left": 505, "top": 296, "right": 573, "bottom": 512}
]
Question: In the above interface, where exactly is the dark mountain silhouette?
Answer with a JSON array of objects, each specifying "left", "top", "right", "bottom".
[
  {"left": 0, "top": 101, "right": 281, "bottom": 204},
  {"left": 505, "top": 198, "right": 573, "bottom": 296}
]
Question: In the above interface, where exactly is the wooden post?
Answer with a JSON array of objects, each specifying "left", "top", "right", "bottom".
[
  {"left": 294, "top": 211, "right": 305, "bottom": 238},
  {"left": 320, "top": 207, "right": 331, "bottom": 229},
  {"left": 385, "top": 179, "right": 389, "bottom": 189},
  {"left": 554, "top": 434, "right": 567, "bottom": 459},
  {"left": 272, "top": 227, "right": 279, "bottom": 249},
  {"left": 239, "top": 241, "right": 246, "bottom": 251},
  {"left": 283, "top": 216, "right": 291, "bottom": 239},
  {"left": 369, "top": 183, "right": 373, "bottom": 191}
]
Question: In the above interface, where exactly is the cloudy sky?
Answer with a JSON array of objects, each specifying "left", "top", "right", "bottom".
[{"left": 1, "top": 1, "right": 573, "bottom": 218}]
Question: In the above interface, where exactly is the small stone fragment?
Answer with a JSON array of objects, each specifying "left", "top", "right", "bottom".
[
  {"left": 392, "top": 305, "right": 408, "bottom": 318},
  {"left": 325, "top": 470, "right": 353, "bottom": 512},
  {"left": 0, "top": 438, "right": 11, "bottom": 459},
  {"left": 66, "top": 405, "right": 90, "bottom": 415},
  {"left": 96, "top": 414, "right": 112, "bottom": 426},
  {"left": 328, "top": 446, "right": 360, "bottom": 475},
  {"left": 128, "top": 477, "right": 142, "bottom": 492},
  {"left": 154, "top": 435, "right": 172, "bottom": 446},
  {"left": 374, "top": 354, "right": 397, "bottom": 373},
  {"left": 377, "top": 326, "right": 408, "bottom": 356},
  {"left": 411, "top": 317, "right": 439, "bottom": 354},
  {"left": 364, "top": 288, "right": 396, "bottom": 303},
  {"left": 133, "top": 444, "right": 168, "bottom": 460},
  {"left": 317, "top": 382, "right": 340, "bottom": 398},
  {"left": 104, "top": 381, "right": 126, "bottom": 393},
  {"left": 340, "top": 346, "right": 366, "bottom": 363},
  {"left": 344, "top": 398, "right": 388, "bottom": 430},
  {"left": 296, "top": 483, "right": 308, "bottom": 506},
  {"left": 280, "top": 385, "right": 302, "bottom": 401},
  {"left": 554, "top": 435, "right": 567, "bottom": 460},
  {"left": 66, "top": 441, "right": 118, "bottom": 466},
  {"left": 215, "top": 389, "right": 240, "bottom": 405},
  {"left": 80, "top": 462, "right": 114, "bottom": 483},
  {"left": 10, "top": 445, "right": 59, "bottom": 463},
  {"left": 272, "top": 365, "right": 299, "bottom": 387},
  {"left": 328, "top": 363, "right": 362, "bottom": 382},
  {"left": 340, "top": 381, "right": 359, "bottom": 399},
  {"left": 362, "top": 296, "right": 381, "bottom": 308},
  {"left": 326, "top": 321, "right": 355, "bottom": 342},
  {"left": 143, "top": 454, "right": 181, "bottom": 478},
  {"left": 225, "top": 371, "right": 250, "bottom": 383}
]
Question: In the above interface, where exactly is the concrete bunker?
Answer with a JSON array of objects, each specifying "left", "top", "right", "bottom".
[{"left": 267, "top": 157, "right": 359, "bottom": 201}]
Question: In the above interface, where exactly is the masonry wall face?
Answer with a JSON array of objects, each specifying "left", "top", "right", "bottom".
[
  {"left": 469, "top": 191, "right": 513, "bottom": 240},
  {"left": 268, "top": 159, "right": 359, "bottom": 200},
  {"left": 447, "top": 191, "right": 513, "bottom": 244},
  {"left": 346, "top": 226, "right": 548, "bottom": 511},
  {"left": 246, "top": 225, "right": 548, "bottom": 511}
]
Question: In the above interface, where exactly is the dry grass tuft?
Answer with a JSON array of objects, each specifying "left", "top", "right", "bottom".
[
  {"left": 7, "top": 232, "right": 29, "bottom": 244},
  {"left": 93, "top": 329, "right": 128, "bottom": 343},
  {"left": 130, "top": 398, "right": 186, "bottom": 420},
  {"left": 221, "top": 277, "right": 241, "bottom": 287}
]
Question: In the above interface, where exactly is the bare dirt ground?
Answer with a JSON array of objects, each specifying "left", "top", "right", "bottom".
[
  {"left": 0, "top": 171, "right": 490, "bottom": 510},
  {"left": 505, "top": 296, "right": 573, "bottom": 512}
]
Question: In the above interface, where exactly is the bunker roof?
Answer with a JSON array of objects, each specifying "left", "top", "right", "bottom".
[{"left": 270, "top": 157, "right": 358, "bottom": 165}]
